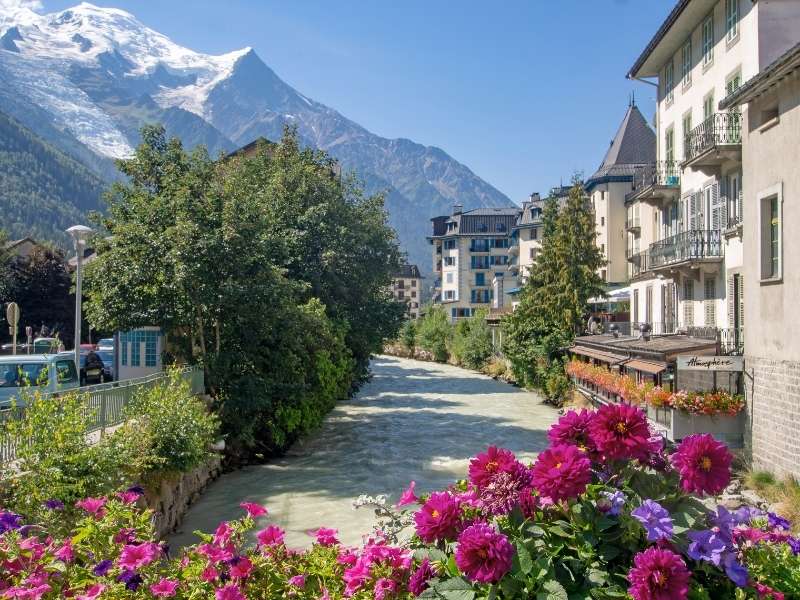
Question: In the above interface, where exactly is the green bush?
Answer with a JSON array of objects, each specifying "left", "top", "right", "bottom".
[
  {"left": 399, "top": 320, "right": 417, "bottom": 356},
  {"left": 121, "top": 369, "right": 219, "bottom": 475},
  {"left": 452, "top": 308, "right": 493, "bottom": 370},
  {"left": 416, "top": 305, "right": 452, "bottom": 362},
  {"left": 544, "top": 358, "right": 572, "bottom": 406}
]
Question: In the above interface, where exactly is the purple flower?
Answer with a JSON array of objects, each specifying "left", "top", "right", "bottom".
[
  {"left": 732, "top": 506, "right": 763, "bottom": 525},
  {"left": 44, "top": 499, "right": 65, "bottom": 511},
  {"left": 599, "top": 490, "right": 626, "bottom": 516},
  {"left": 687, "top": 529, "right": 727, "bottom": 566},
  {"left": 631, "top": 500, "right": 673, "bottom": 542},
  {"left": 722, "top": 553, "right": 748, "bottom": 587},
  {"left": 408, "top": 558, "right": 437, "bottom": 596},
  {"left": 117, "top": 569, "right": 143, "bottom": 591},
  {"left": 0, "top": 511, "right": 23, "bottom": 533},
  {"left": 768, "top": 512, "right": 791, "bottom": 531},
  {"left": 787, "top": 537, "right": 800, "bottom": 555},
  {"left": 93, "top": 560, "right": 114, "bottom": 577},
  {"left": 477, "top": 468, "right": 531, "bottom": 516}
]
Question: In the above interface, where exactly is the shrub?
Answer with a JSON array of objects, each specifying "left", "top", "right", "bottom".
[
  {"left": 484, "top": 356, "right": 508, "bottom": 379},
  {"left": 450, "top": 309, "right": 493, "bottom": 370},
  {"left": 399, "top": 320, "right": 417, "bottom": 357},
  {"left": 121, "top": 369, "right": 219, "bottom": 476},
  {"left": 416, "top": 305, "right": 452, "bottom": 362},
  {"left": 543, "top": 359, "right": 571, "bottom": 405}
]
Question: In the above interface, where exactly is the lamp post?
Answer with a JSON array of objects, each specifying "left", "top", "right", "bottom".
[{"left": 66, "top": 225, "right": 93, "bottom": 373}]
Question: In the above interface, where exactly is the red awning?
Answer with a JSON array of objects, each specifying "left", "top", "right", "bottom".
[
  {"left": 624, "top": 359, "right": 667, "bottom": 375},
  {"left": 569, "top": 346, "right": 628, "bottom": 365}
]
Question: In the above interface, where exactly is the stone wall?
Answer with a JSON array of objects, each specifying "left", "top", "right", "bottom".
[
  {"left": 745, "top": 355, "right": 800, "bottom": 479},
  {"left": 144, "top": 455, "right": 223, "bottom": 538}
]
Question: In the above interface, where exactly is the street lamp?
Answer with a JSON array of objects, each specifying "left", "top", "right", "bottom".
[{"left": 66, "top": 225, "right": 93, "bottom": 373}]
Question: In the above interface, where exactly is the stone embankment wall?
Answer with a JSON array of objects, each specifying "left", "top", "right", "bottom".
[{"left": 145, "top": 455, "right": 223, "bottom": 538}]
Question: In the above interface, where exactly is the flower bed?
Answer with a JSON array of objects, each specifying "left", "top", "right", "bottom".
[
  {"left": 1, "top": 405, "right": 799, "bottom": 599},
  {"left": 567, "top": 359, "right": 745, "bottom": 416}
]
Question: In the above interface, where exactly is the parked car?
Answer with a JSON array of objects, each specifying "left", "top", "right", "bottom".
[
  {"left": 96, "top": 348, "right": 115, "bottom": 382},
  {"left": 0, "top": 353, "right": 80, "bottom": 408},
  {"left": 32, "top": 337, "right": 60, "bottom": 353},
  {"left": 79, "top": 350, "right": 108, "bottom": 386},
  {"left": 97, "top": 338, "right": 114, "bottom": 350}
]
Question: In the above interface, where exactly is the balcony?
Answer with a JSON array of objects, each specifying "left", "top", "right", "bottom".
[
  {"left": 628, "top": 250, "right": 650, "bottom": 280},
  {"left": 683, "top": 113, "right": 742, "bottom": 173},
  {"left": 625, "top": 161, "right": 681, "bottom": 206},
  {"left": 507, "top": 256, "right": 519, "bottom": 273},
  {"left": 469, "top": 241, "right": 491, "bottom": 253},
  {"left": 649, "top": 230, "right": 723, "bottom": 272},
  {"left": 508, "top": 240, "right": 519, "bottom": 255},
  {"left": 625, "top": 216, "right": 641, "bottom": 232}
]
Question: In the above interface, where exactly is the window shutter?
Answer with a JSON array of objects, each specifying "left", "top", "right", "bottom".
[
  {"left": 683, "top": 279, "right": 694, "bottom": 327},
  {"left": 690, "top": 191, "right": 702, "bottom": 230},
  {"left": 711, "top": 183, "right": 724, "bottom": 230},
  {"left": 737, "top": 275, "right": 744, "bottom": 329},
  {"left": 727, "top": 275, "right": 736, "bottom": 329},
  {"left": 704, "top": 278, "right": 716, "bottom": 327},
  {"left": 737, "top": 174, "right": 743, "bottom": 225}
]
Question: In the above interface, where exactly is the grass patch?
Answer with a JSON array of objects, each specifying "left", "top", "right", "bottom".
[{"left": 743, "top": 470, "right": 800, "bottom": 533}]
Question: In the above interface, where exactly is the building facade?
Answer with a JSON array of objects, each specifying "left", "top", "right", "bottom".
[
  {"left": 392, "top": 264, "right": 423, "bottom": 319},
  {"left": 626, "top": 0, "right": 800, "bottom": 348},
  {"left": 429, "top": 206, "right": 518, "bottom": 320},
  {"left": 720, "top": 42, "right": 800, "bottom": 478},
  {"left": 585, "top": 103, "right": 656, "bottom": 285}
]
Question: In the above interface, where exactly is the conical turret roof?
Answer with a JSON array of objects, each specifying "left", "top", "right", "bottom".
[{"left": 586, "top": 103, "right": 655, "bottom": 188}]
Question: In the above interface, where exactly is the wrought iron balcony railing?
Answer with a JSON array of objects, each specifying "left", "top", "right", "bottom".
[
  {"left": 684, "top": 112, "right": 742, "bottom": 162},
  {"left": 626, "top": 217, "right": 641, "bottom": 230},
  {"left": 626, "top": 161, "right": 681, "bottom": 202},
  {"left": 649, "top": 229, "right": 722, "bottom": 269},
  {"left": 628, "top": 249, "right": 650, "bottom": 278}
]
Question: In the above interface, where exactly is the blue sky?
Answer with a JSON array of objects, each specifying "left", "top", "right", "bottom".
[{"left": 41, "top": 0, "right": 673, "bottom": 203}]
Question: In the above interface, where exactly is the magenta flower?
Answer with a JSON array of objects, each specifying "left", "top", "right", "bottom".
[
  {"left": 201, "top": 566, "right": 220, "bottom": 582},
  {"left": 312, "top": 527, "right": 340, "bottom": 546},
  {"left": 589, "top": 403, "right": 652, "bottom": 461},
  {"left": 54, "top": 540, "right": 74, "bottom": 563},
  {"left": 414, "top": 491, "right": 463, "bottom": 542},
  {"left": 239, "top": 502, "right": 268, "bottom": 518},
  {"left": 548, "top": 409, "right": 597, "bottom": 454},
  {"left": 118, "top": 542, "right": 160, "bottom": 570},
  {"left": 75, "top": 497, "right": 107, "bottom": 516},
  {"left": 627, "top": 547, "right": 690, "bottom": 600},
  {"left": 230, "top": 556, "right": 254, "bottom": 579},
  {"left": 75, "top": 584, "right": 106, "bottom": 600},
  {"left": 396, "top": 481, "right": 419, "bottom": 507},
  {"left": 116, "top": 490, "right": 142, "bottom": 505},
  {"left": 374, "top": 577, "right": 397, "bottom": 600},
  {"left": 288, "top": 574, "right": 306, "bottom": 588},
  {"left": 150, "top": 578, "right": 179, "bottom": 597},
  {"left": 468, "top": 446, "right": 520, "bottom": 488},
  {"left": 671, "top": 434, "right": 732, "bottom": 495},
  {"left": 408, "top": 558, "right": 437, "bottom": 596},
  {"left": 213, "top": 522, "right": 233, "bottom": 546},
  {"left": 215, "top": 584, "right": 246, "bottom": 600},
  {"left": 531, "top": 444, "right": 592, "bottom": 502},
  {"left": 477, "top": 469, "right": 531, "bottom": 515},
  {"left": 256, "top": 524, "right": 285, "bottom": 547},
  {"left": 455, "top": 522, "right": 514, "bottom": 584}
]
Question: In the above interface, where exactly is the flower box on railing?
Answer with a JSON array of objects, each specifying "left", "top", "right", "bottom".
[{"left": 646, "top": 405, "right": 744, "bottom": 448}]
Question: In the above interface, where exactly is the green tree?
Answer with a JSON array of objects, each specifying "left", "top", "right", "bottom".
[
  {"left": 453, "top": 308, "right": 493, "bottom": 370},
  {"left": 417, "top": 305, "right": 452, "bottom": 362},
  {"left": 399, "top": 319, "right": 417, "bottom": 356}
]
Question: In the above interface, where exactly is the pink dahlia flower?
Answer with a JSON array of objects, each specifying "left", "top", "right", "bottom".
[
  {"left": 531, "top": 444, "right": 592, "bottom": 502},
  {"left": 468, "top": 446, "right": 520, "bottom": 488},
  {"left": 548, "top": 409, "right": 597, "bottom": 454},
  {"left": 414, "top": 491, "right": 462, "bottom": 542},
  {"left": 477, "top": 468, "right": 532, "bottom": 516},
  {"left": 150, "top": 578, "right": 179, "bottom": 597},
  {"left": 589, "top": 403, "right": 652, "bottom": 461},
  {"left": 455, "top": 522, "right": 514, "bottom": 584},
  {"left": 256, "top": 524, "right": 285, "bottom": 547},
  {"left": 408, "top": 558, "right": 437, "bottom": 596},
  {"left": 239, "top": 502, "right": 268, "bottom": 518},
  {"left": 671, "top": 433, "right": 732, "bottom": 496},
  {"left": 627, "top": 547, "right": 690, "bottom": 600},
  {"left": 396, "top": 481, "right": 419, "bottom": 507}
]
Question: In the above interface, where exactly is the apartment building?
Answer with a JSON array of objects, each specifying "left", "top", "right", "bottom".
[
  {"left": 392, "top": 264, "right": 423, "bottom": 319},
  {"left": 584, "top": 102, "right": 656, "bottom": 285},
  {"left": 429, "top": 205, "right": 518, "bottom": 320},
  {"left": 719, "top": 42, "right": 800, "bottom": 478},
  {"left": 626, "top": 0, "right": 800, "bottom": 349}
]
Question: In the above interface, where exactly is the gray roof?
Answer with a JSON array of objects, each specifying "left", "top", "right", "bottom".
[
  {"left": 627, "top": 0, "right": 692, "bottom": 80},
  {"left": 515, "top": 194, "right": 569, "bottom": 227},
  {"left": 585, "top": 104, "right": 655, "bottom": 189},
  {"left": 441, "top": 207, "right": 520, "bottom": 236},
  {"left": 395, "top": 264, "right": 422, "bottom": 279}
]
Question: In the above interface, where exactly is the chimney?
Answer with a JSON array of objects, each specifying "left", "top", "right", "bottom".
[
  {"left": 639, "top": 322, "right": 652, "bottom": 342},
  {"left": 453, "top": 203, "right": 463, "bottom": 215},
  {"left": 529, "top": 192, "right": 540, "bottom": 203}
]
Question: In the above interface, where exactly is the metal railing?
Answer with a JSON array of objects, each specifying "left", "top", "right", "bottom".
[
  {"left": 0, "top": 366, "right": 204, "bottom": 466},
  {"left": 626, "top": 217, "right": 641, "bottom": 230},
  {"left": 629, "top": 249, "right": 650, "bottom": 278},
  {"left": 626, "top": 161, "right": 681, "bottom": 202},
  {"left": 684, "top": 112, "right": 742, "bottom": 162},
  {"left": 649, "top": 230, "right": 722, "bottom": 269},
  {"left": 685, "top": 326, "right": 744, "bottom": 356}
]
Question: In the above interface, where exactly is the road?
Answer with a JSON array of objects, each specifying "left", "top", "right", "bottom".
[{"left": 169, "top": 355, "right": 559, "bottom": 549}]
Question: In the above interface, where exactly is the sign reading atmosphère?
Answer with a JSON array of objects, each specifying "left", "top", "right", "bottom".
[{"left": 676, "top": 355, "right": 744, "bottom": 372}]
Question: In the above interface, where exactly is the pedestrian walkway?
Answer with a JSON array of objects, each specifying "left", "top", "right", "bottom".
[{"left": 169, "top": 355, "right": 559, "bottom": 548}]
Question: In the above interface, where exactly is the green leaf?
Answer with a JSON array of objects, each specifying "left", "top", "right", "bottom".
[
  {"left": 527, "top": 524, "right": 546, "bottom": 537},
  {"left": 514, "top": 541, "right": 534, "bottom": 575},
  {"left": 537, "top": 579, "right": 569, "bottom": 600},
  {"left": 548, "top": 525, "right": 573, "bottom": 538}
]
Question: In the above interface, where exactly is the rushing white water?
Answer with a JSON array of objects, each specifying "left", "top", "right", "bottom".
[{"left": 169, "top": 355, "right": 559, "bottom": 549}]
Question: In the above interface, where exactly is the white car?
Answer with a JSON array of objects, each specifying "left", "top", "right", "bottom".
[{"left": 0, "top": 353, "right": 80, "bottom": 409}]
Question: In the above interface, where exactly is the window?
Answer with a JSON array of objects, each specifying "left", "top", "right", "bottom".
[
  {"left": 704, "top": 277, "right": 716, "bottom": 326},
  {"left": 665, "top": 126, "right": 675, "bottom": 163},
  {"left": 475, "top": 273, "right": 486, "bottom": 286},
  {"left": 495, "top": 272, "right": 504, "bottom": 278},
  {"left": 446, "top": 273, "right": 453, "bottom": 284},
  {"left": 398, "top": 290, "right": 405, "bottom": 299},
  {"left": 444, "top": 256, "right": 455, "bottom": 266},
  {"left": 683, "top": 279, "right": 695, "bottom": 327},
  {"left": 682, "top": 112, "right": 692, "bottom": 159},
  {"left": 411, "top": 279, "right": 417, "bottom": 287},
  {"left": 130, "top": 331, "right": 141, "bottom": 367},
  {"left": 55, "top": 360, "right": 78, "bottom": 385},
  {"left": 600, "top": 216, "right": 605, "bottom": 226},
  {"left": 703, "top": 92, "right": 715, "bottom": 121},
  {"left": 645, "top": 286, "right": 653, "bottom": 323},
  {"left": 725, "top": 0, "right": 739, "bottom": 42},
  {"left": 396, "top": 280, "right": 404, "bottom": 289},
  {"left": 633, "top": 289, "right": 639, "bottom": 323},
  {"left": 702, "top": 14, "right": 714, "bottom": 66},
  {"left": 470, "top": 239, "right": 490, "bottom": 252},
  {"left": 601, "top": 269, "right": 607, "bottom": 281},
  {"left": 444, "top": 239, "right": 456, "bottom": 250},
  {"left": 411, "top": 291, "right": 416, "bottom": 298},
  {"left": 471, "top": 256, "right": 490, "bottom": 269},
  {"left": 529, "top": 248, "right": 537, "bottom": 260},
  {"left": 760, "top": 193, "right": 782, "bottom": 280},
  {"left": 664, "top": 60, "right": 674, "bottom": 103},
  {"left": 444, "top": 290, "right": 455, "bottom": 301},
  {"left": 601, "top": 243, "right": 605, "bottom": 255},
  {"left": 531, "top": 227, "right": 538, "bottom": 240},
  {"left": 681, "top": 38, "right": 692, "bottom": 87}
]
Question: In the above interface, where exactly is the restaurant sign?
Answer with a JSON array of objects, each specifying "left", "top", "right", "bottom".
[{"left": 676, "top": 355, "right": 744, "bottom": 372}]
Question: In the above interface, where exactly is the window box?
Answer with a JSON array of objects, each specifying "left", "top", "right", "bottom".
[{"left": 646, "top": 405, "right": 744, "bottom": 448}]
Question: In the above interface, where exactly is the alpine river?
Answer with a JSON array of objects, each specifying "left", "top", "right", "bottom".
[{"left": 169, "top": 355, "right": 559, "bottom": 549}]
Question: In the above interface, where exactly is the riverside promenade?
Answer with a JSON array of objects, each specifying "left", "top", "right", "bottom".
[{"left": 170, "top": 355, "right": 559, "bottom": 549}]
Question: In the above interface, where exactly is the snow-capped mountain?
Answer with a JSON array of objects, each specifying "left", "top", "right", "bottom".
[{"left": 0, "top": 2, "right": 514, "bottom": 268}]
